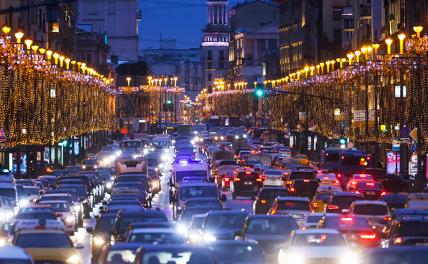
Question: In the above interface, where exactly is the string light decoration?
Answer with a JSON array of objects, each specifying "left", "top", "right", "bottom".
[
  {"left": 199, "top": 26, "right": 428, "bottom": 145},
  {"left": 0, "top": 27, "right": 117, "bottom": 148}
]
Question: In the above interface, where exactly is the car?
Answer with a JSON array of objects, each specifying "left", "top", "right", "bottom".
[
  {"left": 349, "top": 200, "right": 391, "bottom": 226},
  {"left": 317, "top": 214, "right": 380, "bottom": 247},
  {"left": 267, "top": 197, "right": 312, "bottom": 227},
  {"left": 380, "top": 193, "right": 408, "bottom": 210},
  {"left": 262, "top": 169, "right": 286, "bottom": 187},
  {"left": 81, "top": 158, "right": 99, "bottom": 170},
  {"left": 236, "top": 215, "right": 298, "bottom": 260},
  {"left": 126, "top": 228, "right": 185, "bottom": 245},
  {"left": 289, "top": 179, "right": 319, "bottom": 199},
  {"left": 0, "top": 245, "right": 34, "bottom": 264},
  {"left": 325, "top": 192, "right": 363, "bottom": 213},
  {"left": 278, "top": 229, "right": 357, "bottom": 264},
  {"left": 88, "top": 212, "right": 118, "bottom": 261},
  {"left": 253, "top": 186, "right": 289, "bottom": 214},
  {"left": 382, "top": 215, "right": 428, "bottom": 247},
  {"left": 304, "top": 213, "right": 338, "bottom": 229},
  {"left": 352, "top": 181, "right": 384, "bottom": 199},
  {"left": 207, "top": 240, "right": 266, "bottom": 264},
  {"left": 12, "top": 208, "right": 64, "bottom": 235},
  {"left": 95, "top": 242, "right": 141, "bottom": 264},
  {"left": 134, "top": 245, "right": 216, "bottom": 264},
  {"left": 405, "top": 193, "right": 428, "bottom": 210},
  {"left": 316, "top": 171, "right": 340, "bottom": 187},
  {"left": 39, "top": 200, "right": 77, "bottom": 234},
  {"left": 362, "top": 246, "right": 428, "bottom": 264},
  {"left": 13, "top": 230, "right": 83, "bottom": 264},
  {"left": 230, "top": 170, "right": 263, "bottom": 199},
  {"left": 391, "top": 208, "right": 428, "bottom": 220},
  {"left": 200, "top": 210, "right": 248, "bottom": 242},
  {"left": 113, "top": 209, "right": 168, "bottom": 241},
  {"left": 185, "top": 214, "right": 207, "bottom": 244},
  {"left": 183, "top": 197, "right": 223, "bottom": 209}
]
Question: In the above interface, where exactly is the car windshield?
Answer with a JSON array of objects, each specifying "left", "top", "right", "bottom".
[
  {"left": 331, "top": 196, "right": 360, "bottom": 209},
  {"left": 0, "top": 188, "right": 16, "bottom": 199},
  {"left": 15, "top": 233, "right": 72, "bottom": 248},
  {"left": 41, "top": 202, "right": 69, "bottom": 212},
  {"left": 180, "top": 208, "right": 217, "bottom": 223},
  {"left": 96, "top": 215, "right": 116, "bottom": 233},
  {"left": 190, "top": 217, "right": 205, "bottom": 229},
  {"left": 290, "top": 172, "right": 314, "bottom": 180},
  {"left": 83, "top": 159, "right": 97, "bottom": 165},
  {"left": 247, "top": 217, "right": 297, "bottom": 234},
  {"left": 22, "top": 187, "right": 39, "bottom": 196},
  {"left": 16, "top": 212, "right": 56, "bottom": 220},
  {"left": 265, "top": 170, "right": 283, "bottom": 176},
  {"left": 259, "top": 189, "right": 288, "bottom": 200},
  {"left": 365, "top": 251, "right": 428, "bottom": 264},
  {"left": 119, "top": 216, "right": 166, "bottom": 234},
  {"left": 398, "top": 222, "right": 428, "bottom": 236},
  {"left": 141, "top": 249, "right": 215, "bottom": 264},
  {"left": 293, "top": 233, "right": 346, "bottom": 246},
  {"left": 306, "top": 215, "right": 323, "bottom": 224},
  {"left": 325, "top": 153, "right": 340, "bottom": 162},
  {"left": 277, "top": 201, "right": 310, "bottom": 211},
  {"left": 128, "top": 232, "right": 184, "bottom": 244},
  {"left": 209, "top": 243, "right": 264, "bottom": 262},
  {"left": 205, "top": 214, "right": 247, "bottom": 230},
  {"left": 324, "top": 216, "right": 370, "bottom": 229},
  {"left": 353, "top": 205, "right": 388, "bottom": 215},
  {"left": 40, "top": 196, "right": 71, "bottom": 204},
  {"left": 179, "top": 186, "right": 217, "bottom": 201},
  {"left": 186, "top": 200, "right": 220, "bottom": 208}
]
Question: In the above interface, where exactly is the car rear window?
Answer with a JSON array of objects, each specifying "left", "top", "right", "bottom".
[
  {"left": 277, "top": 201, "right": 310, "bottom": 211},
  {"left": 237, "top": 172, "right": 259, "bottom": 180},
  {"left": 353, "top": 204, "right": 389, "bottom": 215},
  {"left": 324, "top": 216, "right": 370, "bottom": 229},
  {"left": 330, "top": 196, "right": 360, "bottom": 209},
  {"left": 290, "top": 171, "right": 314, "bottom": 180}
]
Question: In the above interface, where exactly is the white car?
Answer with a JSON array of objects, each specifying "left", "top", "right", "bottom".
[
  {"left": 316, "top": 172, "right": 340, "bottom": 187},
  {"left": 349, "top": 200, "right": 391, "bottom": 225},
  {"left": 262, "top": 169, "right": 285, "bottom": 187},
  {"left": 278, "top": 229, "right": 359, "bottom": 264},
  {"left": 39, "top": 201, "right": 76, "bottom": 234}
]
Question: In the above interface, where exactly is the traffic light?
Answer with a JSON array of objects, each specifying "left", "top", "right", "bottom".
[
  {"left": 167, "top": 99, "right": 172, "bottom": 104},
  {"left": 255, "top": 89, "right": 264, "bottom": 97},
  {"left": 339, "top": 137, "right": 348, "bottom": 145}
]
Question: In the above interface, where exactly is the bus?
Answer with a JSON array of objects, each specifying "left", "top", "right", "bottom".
[{"left": 320, "top": 147, "right": 372, "bottom": 179}]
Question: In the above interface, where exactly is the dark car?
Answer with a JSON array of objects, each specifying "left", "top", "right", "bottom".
[
  {"left": 231, "top": 171, "right": 263, "bottom": 199},
  {"left": 362, "top": 246, "right": 428, "bottom": 264},
  {"left": 317, "top": 214, "right": 380, "bottom": 247},
  {"left": 326, "top": 192, "right": 363, "bottom": 213},
  {"left": 383, "top": 215, "right": 428, "bottom": 246},
  {"left": 207, "top": 240, "right": 266, "bottom": 264},
  {"left": 354, "top": 181, "right": 383, "bottom": 200},
  {"left": 201, "top": 210, "right": 248, "bottom": 241},
  {"left": 81, "top": 158, "right": 99, "bottom": 171},
  {"left": 113, "top": 209, "right": 168, "bottom": 241},
  {"left": 237, "top": 215, "right": 298, "bottom": 260},
  {"left": 289, "top": 179, "right": 319, "bottom": 199},
  {"left": 253, "top": 187, "right": 289, "bottom": 214},
  {"left": 391, "top": 208, "right": 428, "bottom": 220},
  {"left": 380, "top": 193, "right": 408, "bottom": 210},
  {"left": 134, "top": 245, "right": 216, "bottom": 264},
  {"left": 88, "top": 212, "right": 118, "bottom": 261},
  {"left": 96, "top": 242, "right": 142, "bottom": 264}
]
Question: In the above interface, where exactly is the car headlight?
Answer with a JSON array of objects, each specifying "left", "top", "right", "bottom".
[
  {"left": 5, "top": 210, "right": 14, "bottom": 220},
  {"left": 93, "top": 236, "right": 106, "bottom": 247},
  {"left": 73, "top": 205, "right": 81, "bottom": 212},
  {"left": 106, "top": 182, "right": 113, "bottom": 189},
  {"left": 203, "top": 233, "right": 217, "bottom": 242},
  {"left": 189, "top": 232, "right": 201, "bottom": 243},
  {"left": 158, "top": 163, "right": 164, "bottom": 169},
  {"left": 176, "top": 224, "right": 187, "bottom": 235},
  {"left": 94, "top": 165, "right": 98, "bottom": 169},
  {"left": 65, "top": 215, "right": 75, "bottom": 224},
  {"left": 82, "top": 165, "right": 86, "bottom": 170},
  {"left": 278, "top": 251, "right": 305, "bottom": 264},
  {"left": 67, "top": 255, "right": 81, "bottom": 264},
  {"left": 18, "top": 199, "right": 28, "bottom": 208},
  {"left": 340, "top": 251, "right": 360, "bottom": 264}
]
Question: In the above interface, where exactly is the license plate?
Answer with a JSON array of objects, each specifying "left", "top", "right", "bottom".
[
  {"left": 244, "top": 181, "right": 253, "bottom": 185},
  {"left": 366, "top": 192, "right": 375, "bottom": 195}
]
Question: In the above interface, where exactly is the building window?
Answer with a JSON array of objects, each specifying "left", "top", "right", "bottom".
[
  {"left": 333, "top": 29, "right": 342, "bottom": 45},
  {"left": 207, "top": 50, "right": 212, "bottom": 61},
  {"left": 207, "top": 73, "right": 212, "bottom": 81},
  {"left": 86, "top": 54, "right": 92, "bottom": 64},
  {"left": 333, "top": 7, "right": 342, "bottom": 21},
  {"left": 344, "top": 31, "right": 353, "bottom": 41}
]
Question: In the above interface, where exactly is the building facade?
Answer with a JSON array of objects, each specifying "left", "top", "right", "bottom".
[
  {"left": 228, "top": 0, "right": 279, "bottom": 84},
  {"left": 201, "top": 0, "right": 229, "bottom": 92},
  {"left": 143, "top": 40, "right": 202, "bottom": 91},
  {"left": 76, "top": 0, "right": 139, "bottom": 64}
]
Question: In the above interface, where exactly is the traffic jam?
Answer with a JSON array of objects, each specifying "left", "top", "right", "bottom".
[{"left": 0, "top": 125, "right": 426, "bottom": 264}]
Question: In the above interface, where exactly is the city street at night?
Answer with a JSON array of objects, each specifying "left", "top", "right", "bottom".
[{"left": 1, "top": 0, "right": 428, "bottom": 264}]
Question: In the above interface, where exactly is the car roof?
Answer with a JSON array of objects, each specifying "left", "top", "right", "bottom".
[
  {"left": 331, "top": 191, "right": 363, "bottom": 197},
  {"left": 247, "top": 215, "right": 294, "bottom": 220},
  {"left": 179, "top": 181, "right": 216, "bottom": 187},
  {"left": 0, "top": 246, "right": 31, "bottom": 259},
  {"left": 131, "top": 228, "right": 175, "bottom": 234},
  {"left": 207, "top": 240, "right": 258, "bottom": 246},
  {"left": 276, "top": 196, "right": 310, "bottom": 202},
  {"left": 295, "top": 229, "right": 340, "bottom": 235},
  {"left": 352, "top": 200, "right": 388, "bottom": 206},
  {"left": 206, "top": 210, "right": 247, "bottom": 216}
]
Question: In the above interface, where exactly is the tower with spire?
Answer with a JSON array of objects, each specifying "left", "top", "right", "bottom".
[{"left": 201, "top": 0, "right": 229, "bottom": 92}]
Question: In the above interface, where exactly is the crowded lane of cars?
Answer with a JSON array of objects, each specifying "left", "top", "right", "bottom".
[{"left": 0, "top": 125, "right": 427, "bottom": 263}]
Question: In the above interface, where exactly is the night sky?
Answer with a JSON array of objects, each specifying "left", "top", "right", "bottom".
[{"left": 139, "top": 0, "right": 245, "bottom": 50}]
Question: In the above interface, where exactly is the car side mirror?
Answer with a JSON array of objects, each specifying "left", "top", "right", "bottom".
[
  {"left": 75, "top": 243, "right": 84, "bottom": 249},
  {"left": 86, "top": 227, "right": 94, "bottom": 234},
  {"left": 220, "top": 194, "right": 227, "bottom": 202}
]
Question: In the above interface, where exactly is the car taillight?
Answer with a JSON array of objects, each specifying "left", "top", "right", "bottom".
[
  {"left": 384, "top": 216, "right": 392, "bottom": 222},
  {"left": 260, "top": 199, "right": 267, "bottom": 204},
  {"left": 341, "top": 217, "right": 353, "bottom": 222},
  {"left": 303, "top": 179, "right": 310, "bottom": 183},
  {"left": 224, "top": 178, "right": 230, "bottom": 182},
  {"left": 328, "top": 204, "right": 339, "bottom": 210},
  {"left": 355, "top": 190, "right": 360, "bottom": 194},
  {"left": 337, "top": 173, "right": 342, "bottom": 179},
  {"left": 270, "top": 209, "right": 277, "bottom": 215},
  {"left": 290, "top": 187, "right": 295, "bottom": 192},
  {"left": 234, "top": 178, "right": 241, "bottom": 182},
  {"left": 360, "top": 232, "right": 377, "bottom": 240},
  {"left": 381, "top": 191, "right": 386, "bottom": 196},
  {"left": 394, "top": 237, "right": 402, "bottom": 244}
]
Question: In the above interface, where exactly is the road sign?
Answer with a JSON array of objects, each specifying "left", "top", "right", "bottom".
[
  {"left": 353, "top": 110, "right": 375, "bottom": 122},
  {"left": 410, "top": 128, "right": 418, "bottom": 141},
  {"left": 392, "top": 139, "right": 400, "bottom": 152},
  {"left": 409, "top": 153, "right": 418, "bottom": 176}
]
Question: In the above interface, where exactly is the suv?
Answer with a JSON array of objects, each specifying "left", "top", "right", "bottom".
[
  {"left": 230, "top": 170, "right": 263, "bottom": 199},
  {"left": 289, "top": 179, "right": 319, "bottom": 199},
  {"left": 253, "top": 187, "right": 289, "bottom": 214},
  {"left": 326, "top": 192, "right": 363, "bottom": 214},
  {"left": 382, "top": 215, "right": 428, "bottom": 247}
]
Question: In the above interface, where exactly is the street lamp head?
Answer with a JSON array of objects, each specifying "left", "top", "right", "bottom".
[
  {"left": 14, "top": 30, "right": 24, "bottom": 43},
  {"left": 126, "top": 77, "right": 131, "bottom": 82},
  {"left": 24, "top": 39, "right": 33, "bottom": 50},
  {"left": 398, "top": 33, "right": 406, "bottom": 41},
  {"left": 1, "top": 25, "right": 11, "bottom": 35},
  {"left": 385, "top": 38, "right": 393, "bottom": 46},
  {"left": 361, "top": 46, "right": 367, "bottom": 53},
  {"left": 31, "top": 45, "right": 39, "bottom": 54},
  {"left": 346, "top": 53, "right": 354, "bottom": 59}
]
